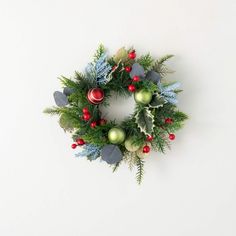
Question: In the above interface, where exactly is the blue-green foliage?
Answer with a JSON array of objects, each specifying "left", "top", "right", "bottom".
[
  {"left": 85, "top": 53, "right": 111, "bottom": 85},
  {"left": 75, "top": 144, "right": 101, "bottom": 161},
  {"left": 158, "top": 82, "right": 181, "bottom": 105}
]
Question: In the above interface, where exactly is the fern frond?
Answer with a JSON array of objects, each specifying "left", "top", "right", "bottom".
[
  {"left": 157, "top": 54, "right": 174, "bottom": 64},
  {"left": 136, "top": 157, "right": 145, "bottom": 184}
]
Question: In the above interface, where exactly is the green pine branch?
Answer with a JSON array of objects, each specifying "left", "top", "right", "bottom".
[
  {"left": 136, "top": 157, "right": 145, "bottom": 184},
  {"left": 137, "top": 53, "right": 154, "bottom": 71},
  {"left": 154, "top": 54, "right": 175, "bottom": 78},
  {"left": 93, "top": 44, "right": 105, "bottom": 61}
]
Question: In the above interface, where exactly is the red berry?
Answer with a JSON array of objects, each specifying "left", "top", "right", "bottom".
[
  {"left": 90, "top": 121, "right": 97, "bottom": 128},
  {"left": 83, "top": 113, "right": 91, "bottom": 121},
  {"left": 125, "top": 66, "right": 132, "bottom": 72},
  {"left": 128, "top": 50, "right": 136, "bottom": 59},
  {"left": 82, "top": 107, "right": 89, "bottom": 114},
  {"left": 99, "top": 119, "right": 107, "bottom": 125},
  {"left": 76, "top": 138, "right": 85, "bottom": 145},
  {"left": 71, "top": 143, "right": 77, "bottom": 149},
  {"left": 132, "top": 75, "right": 140, "bottom": 82},
  {"left": 165, "top": 118, "right": 173, "bottom": 124},
  {"left": 112, "top": 65, "right": 117, "bottom": 71},
  {"left": 146, "top": 135, "right": 153, "bottom": 142},
  {"left": 128, "top": 84, "right": 136, "bottom": 92},
  {"left": 169, "top": 133, "right": 175, "bottom": 140},
  {"left": 143, "top": 145, "right": 150, "bottom": 153}
]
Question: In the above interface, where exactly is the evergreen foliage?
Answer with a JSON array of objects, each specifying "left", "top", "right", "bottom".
[{"left": 44, "top": 45, "right": 188, "bottom": 184}]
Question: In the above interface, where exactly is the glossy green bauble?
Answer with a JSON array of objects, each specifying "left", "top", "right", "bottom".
[
  {"left": 108, "top": 127, "right": 126, "bottom": 144},
  {"left": 134, "top": 89, "right": 153, "bottom": 105},
  {"left": 124, "top": 137, "right": 140, "bottom": 152}
]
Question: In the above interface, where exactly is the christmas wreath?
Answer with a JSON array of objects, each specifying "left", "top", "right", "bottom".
[{"left": 44, "top": 45, "right": 188, "bottom": 184}]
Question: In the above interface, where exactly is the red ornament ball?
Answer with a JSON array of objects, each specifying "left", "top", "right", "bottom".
[
  {"left": 90, "top": 121, "right": 97, "bottom": 128},
  {"left": 143, "top": 145, "right": 150, "bottom": 153},
  {"left": 128, "top": 50, "right": 136, "bottom": 59},
  {"left": 87, "top": 88, "right": 104, "bottom": 105},
  {"left": 71, "top": 143, "right": 77, "bottom": 149},
  {"left": 125, "top": 66, "right": 132, "bottom": 72},
  {"left": 82, "top": 107, "right": 89, "bottom": 114},
  {"left": 98, "top": 119, "right": 107, "bottom": 125},
  {"left": 165, "top": 118, "right": 173, "bottom": 124},
  {"left": 76, "top": 138, "right": 85, "bottom": 145},
  {"left": 83, "top": 113, "right": 91, "bottom": 121},
  {"left": 128, "top": 84, "right": 136, "bottom": 92},
  {"left": 169, "top": 133, "right": 175, "bottom": 140},
  {"left": 146, "top": 135, "right": 153, "bottom": 142},
  {"left": 132, "top": 75, "right": 140, "bottom": 82}
]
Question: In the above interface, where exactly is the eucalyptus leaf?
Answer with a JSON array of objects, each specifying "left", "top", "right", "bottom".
[
  {"left": 146, "top": 70, "right": 161, "bottom": 83},
  {"left": 53, "top": 91, "right": 69, "bottom": 107},
  {"left": 113, "top": 47, "right": 128, "bottom": 63},
  {"left": 129, "top": 63, "right": 145, "bottom": 78},
  {"left": 101, "top": 144, "right": 123, "bottom": 164},
  {"left": 149, "top": 93, "right": 166, "bottom": 108},
  {"left": 135, "top": 107, "right": 154, "bottom": 135},
  {"left": 63, "top": 87, "right": 75, "bottom": 96}
]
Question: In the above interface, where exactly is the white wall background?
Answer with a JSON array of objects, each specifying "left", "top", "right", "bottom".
[{"left": 0, "top": 0, "right": 236, "bottom": 235}]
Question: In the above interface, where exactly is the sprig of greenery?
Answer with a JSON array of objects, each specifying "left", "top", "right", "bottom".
[{"left": 136, "top": 157, "right": 145, "bottom": 184}]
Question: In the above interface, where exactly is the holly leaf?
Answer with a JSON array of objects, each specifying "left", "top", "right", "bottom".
[
  {"left": 113, "top": 47, "right": 128, "bottom": 63},
  {"left": 135, "top": 107, "right": 154, "bottom": 135},
  {"left": 101, "top": 144, "right": 123, "bottom": 164},
  {"left": 149, "top": 93, "right": 166, "bottom": 108}
]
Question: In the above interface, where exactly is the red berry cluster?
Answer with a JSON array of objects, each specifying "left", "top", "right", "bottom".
[
  {"left": 82, "top": 107, "right": 91, "bottom": 121},
  {"left": 89, "top": 118, "right": 107, "bottom": 128},
  {"left": 164, "top": 118, "right": 175, "bottom": 140},
  {"left": 71, "top": 138, "right": 85, "bottom": 149},
  {"left": 142, "top": 135, "right": 153, "bottom": 154},
  {"left": 126, "top": 50, "right": 139, "bottom": 93}
]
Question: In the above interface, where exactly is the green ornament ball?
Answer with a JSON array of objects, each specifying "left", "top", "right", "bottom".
[
  {"left": 134, "top": 89, "right": 153, "bottom": 105},
  {"left": 124, "top": 137, "right": 140, "bottom": 152},
  {"left": 108, "top": 127, "right": 126, "bottom": 144}
]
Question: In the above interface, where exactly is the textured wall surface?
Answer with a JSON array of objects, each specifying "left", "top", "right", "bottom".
[{"left": 0, "top": 0, "right": 235, "bottom": 235}]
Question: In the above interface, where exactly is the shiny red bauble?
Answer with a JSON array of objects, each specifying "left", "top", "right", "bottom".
[
  {"left": 83, "top": 113, "right": 91, "bottom": 121},
  {"left": 76, "top": 138, "right": 85, "bottom": 145},
  {"left": 128, "top": 84, "right": 136, "bottom": 92},
  {"left": 128, "top": 50, "right": 136, "bottom": 59},
  {"left": 132, "top": 75, "right": 140, "bottom": 82},
  {"left": 90, "top": 121, "right": 97, "bottom": 128},
  {"left": 82, "top": 107, "right": 89, "bottom": 114},
  {"left": 125, "top": 66, "right": 132, "bottom": 72},
  {"left": 169, "top": 133, "right": 175, "bottom": 140},
  {"left": 146, "top": 135, "right": 153, "bottom": 142},
  {"left": 143, "top": 145, "right": 150, "bottom": 153},
  {"left": 71, "top": 143, "right": 77, "bottom": 149},
  {"left": 165, "top": 118, "right": 173, "bottom": 124},
  {"left": 87, "top": 88, "right": 104, "bottom": 105},
  {"left": 98, "top": 119, "right": 107, "bottom": 125}
]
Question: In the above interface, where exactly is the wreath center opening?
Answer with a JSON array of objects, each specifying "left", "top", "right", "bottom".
[{"left": 100, "top": 91, "right": 136, "bottom": 123}]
